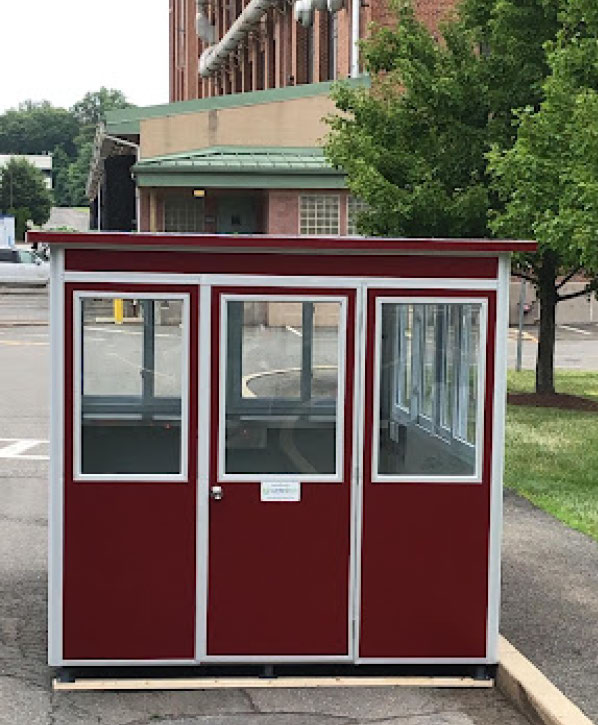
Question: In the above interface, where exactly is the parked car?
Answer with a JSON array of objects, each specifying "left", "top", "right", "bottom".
[{"left": 0, "top": 247, "right": 49, "bottom": 285}]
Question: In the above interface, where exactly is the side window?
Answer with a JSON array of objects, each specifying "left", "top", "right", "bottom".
[
  {"left": 76, "top": 294, "right": 188, "bottom": 479},
  {"left": 221, "top": 297, "right": 345, "bottom": 480},
  {"left": 164, "top": 197, "right": 205, "bottom": 232},
  {"left": 299, "top": 195, "right": 340, "bottom": 235},
  {"left": 376, "top": 300, "right": 485, "bottom": 481},
  {"left": 347, "top": 196, "right": 368, "bottom": 235}
]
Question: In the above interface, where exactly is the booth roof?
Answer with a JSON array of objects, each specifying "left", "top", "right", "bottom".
[{"left": 28, "top": 231, "right": 536, "bottom": 254}]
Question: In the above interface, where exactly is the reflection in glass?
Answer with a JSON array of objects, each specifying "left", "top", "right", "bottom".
[
  {"left": 225, "top": 300, "right": 341, "bottom": 476},
  {"left": 379, "top": 302, "right": 482, "bottom": 478},
  {"left": 80, "top": 297, "right": 184, "bottom": 475}
]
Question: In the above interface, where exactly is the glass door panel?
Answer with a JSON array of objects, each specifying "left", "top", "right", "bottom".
[{"left": 222, "top": 298, "right": 344, "bottom": 479}]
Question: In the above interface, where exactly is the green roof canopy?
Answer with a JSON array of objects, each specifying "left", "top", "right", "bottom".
[{"left": 132, "top": 146, "right": 346, "bottom": 189}]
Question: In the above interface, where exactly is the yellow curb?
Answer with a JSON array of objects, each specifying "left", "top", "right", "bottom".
[{"left": 498, "top": 636, "right": 595, "bottom": 725}]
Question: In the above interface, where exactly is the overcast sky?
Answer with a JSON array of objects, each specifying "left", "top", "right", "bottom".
[{"left": 0, "top": 0, "right": 169, "bottom": 113}]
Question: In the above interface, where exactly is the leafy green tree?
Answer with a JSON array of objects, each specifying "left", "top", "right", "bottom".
[
  {"left": 71, "top": 87, "right": 130, "bottom": 127},
  {"left": 8, "top": 207, "right": 32, "bottom": 242},
  {"left": 66, "top": 88, "right": 132, "bottom": 206},
  {"left": 0, "top": 158, "right": 52, "bottom": 238},
  {"left": 71, "top": 87, "right": 131, "bottom": 145},
  {"left": 488, "top": 0, "right": 598, "bottom": 393},
  {"left": 0, "top": 101, "right": 79, "bottom": 157},
  {"left": 325, "top": 0, "right": 558, "bottom": 237},
  {"left": 325, "top": 0, "right": 596, "bottom": 394},
  {"left": 64, "top": 141, "right": 94, "bottom": 207},
  {"left": 0, "top": 89, "right": 131, "bottom": 207}
]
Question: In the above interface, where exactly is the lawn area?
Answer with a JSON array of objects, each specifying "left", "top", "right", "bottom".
[
  {"left": 507, "top": 369, "right": 598, "bottom": 402},
  {"left": 505, "top": 370, "right": 598, "bottom": 541}
]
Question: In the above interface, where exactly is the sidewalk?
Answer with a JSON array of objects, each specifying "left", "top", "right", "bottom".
[{"left": 501, "top": 490, "right": 598, "bottom": 722}]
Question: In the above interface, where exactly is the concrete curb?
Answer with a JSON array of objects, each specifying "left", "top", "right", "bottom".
[{"left": 497, "top": 636, "right": 595, "bottom": 725}]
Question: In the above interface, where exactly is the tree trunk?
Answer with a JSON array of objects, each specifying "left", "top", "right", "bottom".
[{"left": 535, "top": 252, "right": 558, "bottom": 394}]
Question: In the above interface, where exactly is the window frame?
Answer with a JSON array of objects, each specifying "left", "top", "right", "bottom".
[
  {"left": 372, "top": 296, "right": 488, "bottom": 484},
  {"left": 298, "top": 194, "right": 341, "bottom": 236},
  {"left": 218, "top": 293, "right": 347, "bottom": 483},
  {"left": 73, "top": 290, "right": 190, "bottom": 483}
]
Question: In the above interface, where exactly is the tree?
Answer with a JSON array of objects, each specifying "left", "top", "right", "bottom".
[
  {"left": 0, "top": 89, "right": 131, "bottom": 207},
  {"left": 67, "top": 88, "right": 132, "bottom": 206},
  {"left": 488, "top": 0, "right": 598, "bottom": 393},
  {"left": 71, "top": 87, "right": 131, "bottom": 145},
  {"left": 0, "top": 101, "right": 79, "bottom": 157},
  {"left": 324, "top": 0, "right": 585, "bottom": 394},
  {"left": 64, "top": 141, "right": 94, "bottom": 207},
  {"left": 0, "top": 158, "right": 52, "bottom": 238}
]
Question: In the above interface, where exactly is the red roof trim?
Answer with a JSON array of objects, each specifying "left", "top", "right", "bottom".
[{"left": 28, "top": 231, "right": 537, "bottom": 253}]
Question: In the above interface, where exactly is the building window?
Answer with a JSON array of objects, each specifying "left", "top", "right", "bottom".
[
  {"left": 347, "top": 196, "right": 368, "bottom": 235},
  {"left": 164, "top": 197, "right": 205, "bottom": 232},
  {"left": 299, "top": 195, "right": 340, "bottom": 235}
]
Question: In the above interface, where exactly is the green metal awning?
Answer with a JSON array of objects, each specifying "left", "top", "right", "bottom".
[{"left": 132, "top": 146, "right": 346, "bottom": 189}]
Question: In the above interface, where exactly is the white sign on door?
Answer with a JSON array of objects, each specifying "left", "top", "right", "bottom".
[{"left": 260, "top": 481, "right": 301, "bottom": 502}]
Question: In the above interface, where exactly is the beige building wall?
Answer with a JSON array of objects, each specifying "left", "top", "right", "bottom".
[{"left": 140, "top": 95, "right": 337, "bottom": 159}]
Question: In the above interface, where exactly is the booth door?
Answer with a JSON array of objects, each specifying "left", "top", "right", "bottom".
[
  {"left": 359, "top": 290, "right": 495, "bottom": 660},
  {"left": 206, "top": 288, "right": 355, "bottom": 658}
]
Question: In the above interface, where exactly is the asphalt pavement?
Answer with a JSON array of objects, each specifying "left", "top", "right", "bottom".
[
  {"left": 502, "top": 491, "right": 598, "bottom": 723},
  {"left": 0, "top": 289, "right": 596, "bottom": 724},
  {"left": 507, "top": 323, "right": 598, "bottom": 370}
]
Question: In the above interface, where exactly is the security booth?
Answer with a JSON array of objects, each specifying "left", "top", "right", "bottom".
[{"left": 33, "top": 230, "right": 535, "bottom": 670}]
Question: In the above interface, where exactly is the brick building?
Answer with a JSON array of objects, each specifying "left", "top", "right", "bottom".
[
  {"left": 89, "top": 0, "right": 457, "bottom": 237},
  {"left": 170, "top": 0, "right": 457, "bottom": 102}
]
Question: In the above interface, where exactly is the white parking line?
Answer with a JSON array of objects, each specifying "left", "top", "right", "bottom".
[
  {"left": 0, "top": 438, "right": 49, "bottom": 460},
  {"left": 559, "top": 324, "right": 591, "bottom": 336},
  {"left": 285, "top": 325, "right": 302, "bottom": 338}
]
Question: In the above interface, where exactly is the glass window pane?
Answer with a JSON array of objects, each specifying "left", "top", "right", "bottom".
[
  {"left": 80, "top": 296, "right": 185, "bottom": 476},
  {"left": 224, "top": 299, "right": 342, "bottom": 476},
  {"left": 378, "top": 302, "right": 482, "bottom": 478},
  {"left": 299, "top": 195, "right": 340, "bottom": 235},
  {"left": 347, "top": 196, "right": 368, "bottom": 235},
  {"left": 164, "top": 197, "right": 204, "bottom": 232},
  {"left": 440, "top": 305, "right": 456, "bottom": 430},
  {"left": 154, "top": 301, "right": 184, "bottom": 397}
]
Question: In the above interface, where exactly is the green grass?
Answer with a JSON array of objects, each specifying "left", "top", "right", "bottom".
[
  {"left": 505, "top": 370, "right": 598, "bottom": 541},
  {"left": 507, "top": 369, "right": 598, "bottom": 401}
]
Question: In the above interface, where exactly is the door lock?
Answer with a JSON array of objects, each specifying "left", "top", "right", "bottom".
[{"left": 210, "top": 485, "right": 224, "bottom": 501}]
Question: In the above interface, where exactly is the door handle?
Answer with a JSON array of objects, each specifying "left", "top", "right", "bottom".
[{"left": 210, "top": 485, "right": 224, "bottom": 501}]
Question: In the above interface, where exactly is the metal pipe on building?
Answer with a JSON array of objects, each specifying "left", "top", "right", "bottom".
[
  {"left": 199, "top": 0, "right": 278, "bottom": 77},
  {"left": 350, "top": 0, "right": 360, "bottom": 77}
]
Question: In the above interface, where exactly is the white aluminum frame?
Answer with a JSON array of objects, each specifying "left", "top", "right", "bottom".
[
  {"left": 200, "top": 282, "right": 355, "bottom": 663},
  {"left": 217, "top": 293, "right": 348, "bottom": 484},
  {"left": 49, "top": 261, "right": 507, "bottom": 667},
  {"left": 195, "top": 283, "right": 211, "bottom": 661},
  {"left": 371, "top": 296, "right": 488, "bottom": 485},
  {"left": 72, "top": 290, "right": 191, "bottom": 483},
  {"left": 48, "top": 248, "right": 65, "bottom": 666},
  {"left": 486, "top": 254, "right": 510, "bottom": 663}
]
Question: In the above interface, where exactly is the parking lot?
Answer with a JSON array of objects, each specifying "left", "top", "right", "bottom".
[{"left": 1, "top": 288, "right": 594, "bottom": 724}]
